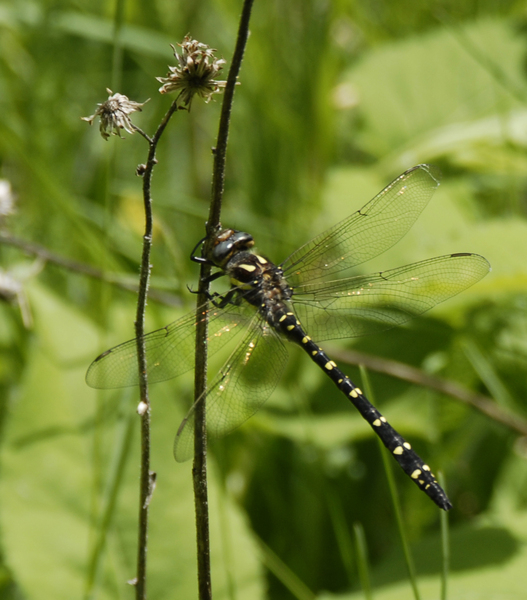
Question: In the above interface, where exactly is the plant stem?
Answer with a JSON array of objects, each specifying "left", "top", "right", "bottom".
[
  {"left": 192, "top": 2, "right": 255, "bottom": 598},
  {"left": 439, "top": 472, "right": 450, "bottom": 600},
  {"left": 134, "top": 97, "right": 180, "bottom": 600},
  {"left": 331, "top": 346, "right": 527, "bottom": 436},
  {"left": 0, "top": 232, "right": 181, "bottom": 306},
  {"left": 360, "top": 366, "right": 421, "bottom": 600},
  {"left": 206, "top": 0, "right": 255, "bottom": 237}
]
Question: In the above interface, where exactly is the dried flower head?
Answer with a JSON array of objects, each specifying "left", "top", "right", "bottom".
[
  {"left": 82, "top": 89, "right": 148, "bottom": 140},
  {"left": 157, "top": 35, "right": 227, "bottom": 108}
]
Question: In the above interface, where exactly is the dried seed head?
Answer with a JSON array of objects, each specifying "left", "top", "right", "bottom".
[
  {"left": 82, "top": 89, "right": 149, "bottom": 140},
  {"left": 157, "top": 35, "right": 227, "bottom": 109}
]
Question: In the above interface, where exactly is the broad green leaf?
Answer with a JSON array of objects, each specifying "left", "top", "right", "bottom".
[
  {"left": 0, "top": 283, "right": 264, "bottom": 599},
  {"left": 344, "top": 18, "right": 527, "bottom": 165},
  {"left": 319, "top": 513, "right": 527, "bottom": 600}
]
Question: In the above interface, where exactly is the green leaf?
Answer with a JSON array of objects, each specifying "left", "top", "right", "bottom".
[
  {"left": 344, "top": 18, "right": 527, "bottom": 165},
  {"left": 0, "top": 283, "right": 264, "bottom": 599},
  {"left": 319, "top": 514, "right": 527, "bottom": 600}
]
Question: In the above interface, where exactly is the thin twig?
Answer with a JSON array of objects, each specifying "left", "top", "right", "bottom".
[
  {"left": 193, "top": 3, "right": 255, "bottom": 599},
  {"left": 0, "top": 232, "right": 181, "bottom": 306},
  {"left": 5, "top": 227, "right": 520, "bottom": 440},
  {"left": 330, "top": 347, "right": 527, "bottom": 437},
  {"left": 134, "top": 97, "right": 180, "bottom": 600}
]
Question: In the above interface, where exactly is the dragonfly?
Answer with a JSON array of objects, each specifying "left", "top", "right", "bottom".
[{"left": 86, "top": 164, "right": 490, "bottom": 510}]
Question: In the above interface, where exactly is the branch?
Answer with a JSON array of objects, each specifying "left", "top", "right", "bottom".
[
  {"left": 330, "top": 347, "right": 527, "bottom": 437},
  {"left": 0, "top": 232, "right": 181, "bottom": 307}
]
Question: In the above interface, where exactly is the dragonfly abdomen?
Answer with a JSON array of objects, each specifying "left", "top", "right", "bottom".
[{"left": 276, "top": 309, "right": 452, "bottom": 511}]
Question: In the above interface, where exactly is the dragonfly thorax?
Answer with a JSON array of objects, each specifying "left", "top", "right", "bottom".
[{"left": 225, "top": 249, "right": 293, "bottom": 328}]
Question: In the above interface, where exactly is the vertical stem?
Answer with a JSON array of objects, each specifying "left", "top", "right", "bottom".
[
  {"left": 353, "top": 522, "right": 373, "bottom": 600},
  {"left": 360, "top": 366, "right": 421, "bottom": 600},
  {"left": 86, "top": 2, "right": 125, "bottom": 595},
  {"left": 192, "top": 2, "right": 255, "bottom": 598},
  {"left": 206, "top": 0, "right": 255, "bottom": 236},
  {"left": 439, "top": 472, "right": 450, "bottom": 600},
  {"left": 133, "top": 157, "right": 154, "bottom": 600},
  {"left": 134, "top": 100, "right": 180, "bottom": 600}
]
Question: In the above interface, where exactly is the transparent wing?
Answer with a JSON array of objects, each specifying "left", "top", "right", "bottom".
[
  {"left": 292, "top": 253, "right": 490, "bottom": 342},
  {"left": 281, "top": 164, "right": 441, "bottom": 286},
  {"left": 174, "top": 315, "right": 288, "bottom": 462},
  {"left": 85, "top": 301, "right": 251, "bottom": 389}
]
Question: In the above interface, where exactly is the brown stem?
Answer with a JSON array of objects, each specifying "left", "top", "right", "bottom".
[
  {"left": 134, "top": 97, "right": 180, "bottom": 600},
  {"left": 192, "top": 3, "right": 255, "bottom": 599},
  {"left": 0, "top": 232, "right": 181, "bottom": 307},
  {"left": 330, "top": 347, "right": 527, "bottom": 437}
]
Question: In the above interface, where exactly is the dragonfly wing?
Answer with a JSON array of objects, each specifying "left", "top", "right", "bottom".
[
  {"left": 174, "top": 316, "right": 288, "bottom": 462},
  {"left": 292, "top": 253, "right": 490, "bottom": 342},
  {"left": 85, "top": 302, "right": 251, "bottom": 389},
  {"left": 281, "top": 165, "right": 441, "bottom": 286}
]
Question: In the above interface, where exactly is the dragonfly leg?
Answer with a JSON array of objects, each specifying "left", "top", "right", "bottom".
[
  {"left": 190, "top": 235, "right": 208, "bottom": 263},
  {"left": 212, "top": 288, "right": 243, "bottom": 309}
]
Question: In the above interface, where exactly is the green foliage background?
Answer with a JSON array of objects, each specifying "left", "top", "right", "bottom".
[{"left": 1, "top": 0, "right": 527, "bottom": 598}]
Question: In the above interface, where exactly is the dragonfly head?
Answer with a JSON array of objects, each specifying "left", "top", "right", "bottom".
[{"left": 208, "top": 229, "right": 255, "bottom": 268}]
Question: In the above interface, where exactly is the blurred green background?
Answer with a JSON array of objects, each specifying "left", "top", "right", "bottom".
[{"left": 2, "top": 0, "right": 527, "bottom": 598}]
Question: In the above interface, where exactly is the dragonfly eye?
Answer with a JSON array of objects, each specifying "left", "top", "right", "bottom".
[{"left": 209, "top": 229, "right": 255, "bottom": 267}]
